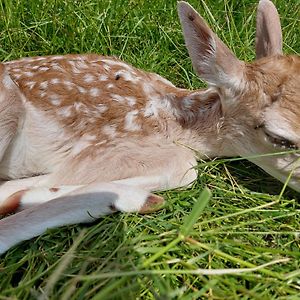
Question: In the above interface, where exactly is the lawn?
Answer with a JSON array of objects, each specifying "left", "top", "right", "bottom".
[{"left": 0, "top": 0, "right": 299, "bottom": 299}]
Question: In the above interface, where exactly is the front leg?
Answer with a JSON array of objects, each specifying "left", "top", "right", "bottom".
[
  {"left": 45, "top": 141, "right": 198, "bottom": 190},
  {"left": 0, "top": 144, "right": 197, "bottom": 213},
  {"left": 112, "top": 145, "right": 198, "bottom": 191}
]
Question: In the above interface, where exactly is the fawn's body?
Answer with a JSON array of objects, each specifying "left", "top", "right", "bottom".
[
  {"left": 1, "top": 54, "right": 223, "bottom": 186},
  {"left": 1, "top": 0, "right": 299, "bottom": 254}
]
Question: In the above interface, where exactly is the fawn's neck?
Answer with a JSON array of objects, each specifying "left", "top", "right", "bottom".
[{"left": 165, "top": 88, "right": 233, "bottom": 158}]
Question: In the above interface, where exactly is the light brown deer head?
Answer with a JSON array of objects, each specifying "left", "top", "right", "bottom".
[{"left": 178, "top": 0, "right": 300, "bottom": 191}]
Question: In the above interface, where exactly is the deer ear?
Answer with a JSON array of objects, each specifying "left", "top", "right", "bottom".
[
  {"left": 256, "top": 0, "right": 283, "bottom": 59},
  {"left": 177, "top": 1, "right": 244, "bottom": 90}
]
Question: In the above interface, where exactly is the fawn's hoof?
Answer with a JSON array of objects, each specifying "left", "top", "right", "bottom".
[
  {"left": 139, "top": 194, "right": 165, "bottom": 214},
  {"left": 0, "top": 189, "right": 28, "bottom": 215}
]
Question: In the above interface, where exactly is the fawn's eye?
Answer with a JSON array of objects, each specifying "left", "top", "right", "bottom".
[{"left": 264, "top": 130, "right": 298, "bottom": 150}]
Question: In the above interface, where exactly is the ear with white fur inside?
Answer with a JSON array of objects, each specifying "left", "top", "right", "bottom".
[
  {"left": 256, "top": 0, "right": 283, "bottom": 59},
  {"left": 177, "top": 1, "right": 245, "bottom": 91}
]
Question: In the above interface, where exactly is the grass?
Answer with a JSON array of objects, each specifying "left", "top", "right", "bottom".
[{"left": 0, "top": 0, "right": 299, "bottom": 298}]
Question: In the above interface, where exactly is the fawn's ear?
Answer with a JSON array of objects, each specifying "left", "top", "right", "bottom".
[
  {"left": 256, "top": 0, "right": 282, "bottom": 59},
  {"left": 177, "top": 1, "right": 244, "bottom": 90}
]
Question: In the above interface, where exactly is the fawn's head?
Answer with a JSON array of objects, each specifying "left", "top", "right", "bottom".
[{"left": 178, "top": 0, "right": 300, "bottom": 191}]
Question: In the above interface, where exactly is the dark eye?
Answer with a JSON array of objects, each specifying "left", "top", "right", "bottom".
[{"left": 264, "top": 131, "right": 298, "bottom": 150}]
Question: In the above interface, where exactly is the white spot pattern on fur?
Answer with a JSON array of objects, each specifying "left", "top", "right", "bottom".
[
  {"left": 111, "top": 94, "right": 125, "bottom": 103},
  {"left": 39, "top": 67, "right": 49, "bottom": 72},
  {"left": 62, "top": 80, "right": 74, "bottom": 90},
  {"left": 90, "top": 88, "right": 101, "bottom": 97},
  {"left": 125, "top": 96, "right": 136, "bottom": 107},
  {"left": 84, "top": 74, "right": 95, "bottom": 83},
  {"left": 78, "top": 87, "right": 87, "bottom": 94},
  {"left": 99, "top": 75, "right": 108, "bottom": 81},
  {"left": 96, "top": 104, "right": 108, "bottom": 113},
  {"left": 102, "top": 124, "right": 117, "bottom": 138},
  {"left": 40, "top": 81, "right": 48, "bottom": 89},
  {"left": 50, "top": 78, "right": 60, "bottom": 85},
  {"left": 107, "top": 83, "right": 114, "bottom": 89},
  {"left": 124, "top": 110, "right": 141, "bottom": 131},
  {"left": 25, "top": 81, "right": 36, "bottom": 90},
  {"left": 49, "top": 94, "right": 62, "bottom": 106},
  {"left": 56, "top": 106, "right": 72, "bottom": 117},
  {"left": 23, "top": 71, "right": 34, "bottom": 77}
]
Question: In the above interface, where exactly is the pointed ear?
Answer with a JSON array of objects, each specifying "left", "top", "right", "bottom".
[
  {"left": 256, "top": 0, "right": 283, "bottom": 59},
  {"left": 177, "top": 1, "right": 244, "bottom": 89}
]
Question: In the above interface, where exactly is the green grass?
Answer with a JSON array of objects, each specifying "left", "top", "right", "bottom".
[{"left": 0, "top": 0, "right": 300, "bottom": 299}]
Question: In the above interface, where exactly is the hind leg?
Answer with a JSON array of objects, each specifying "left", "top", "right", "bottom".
[{"left": 0, "top": 182, "right": 164, "bottom": 255}]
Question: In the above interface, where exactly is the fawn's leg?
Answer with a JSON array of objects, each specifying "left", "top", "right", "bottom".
[
  {"left": 0, "top": 175, "right": 51, "bottom": 213},
  {"left": 0, "top": 145, "right": 196, "bottom": 254},
  {"left": 0, "top": 182, "right": 163, "bottom": 254},
  {"left": 0, "top": 64, "right": 24, "bottom": 161},
  {"left": 0, "top": 144, "right": 197, "bottom": 214},
  {"left": 44, "top": 140, "right": 198, "bottom": 189}
]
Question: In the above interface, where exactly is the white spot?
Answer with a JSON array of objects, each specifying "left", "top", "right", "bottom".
[
  {"left": 69, "top": 60, "right": 89, "bottom": 73},
  {"left": 31, "top": 66, "right": 39, "bottom": 70},
  {"left": 103, "top": 64, "right": 111, "bottom": 71},
  {"left": 143, "top": 83, "right": 155, "bottom": 95},
  {"left": 57, "top": 106, "right": 72, "bottom": 117},
  {"left": 90, "top": 87, "right": 101, "bottom": 97},
  {"left": 12, "top": 74, "right": 22, "bottom": 80},
  {"left": 51, "top": 63, "right": 63, "bottom": 71},
  {"left": 142, "top": 95, "right": 174, "bottom": 118},
  {"left": 25, "top": 81, "right": 36, "bottom": 90},
  {"left": 96, "top": 104, "right": 108, "bottom": 113},
  {"left": 40, "top": 81, "right": 48, "bottom": 89},
  {"left": 23, "top": 71, "right": 34, "bottom": 77},
  {"left": 102, "top": 124, "right": 117, "bottom": 138},
  {"left": 74, "top": 102, "right": 84, "bottom": 110},
  {"left": 106, "top": 83, "right": 114, "bottom": 89},
  {"left": 124, "top": 110, "right": 141, "bottom": 131},
  {"left": 99, "top": 74, "right": 108, "bottom": 81},
  {"left": 49, "top": 94, "right": 61, "bottom": 106},
  {"left": 51, "top": 99, "right": 61, "bottom": 106},
  {"left": 50, "top": 78, "right": 60, "bottom": 84},
  {"left": 111, "top": 94, "right": 125, "bottom": 103},
  {"left": 39, "top": 66, "right": 49, "bottom": 72},
  {"left": 125, "top": 96, "right": 136, "bottom": 107},
  {"left": 78, "top": 86, "right": 87, "bottom": 94},
  {"left": 143, "top": 99, "right": 159, "bottom": 117},
  {"left": 62, "top": 80, "right": 74, "bottom": 90},
  {"left": 75, "top": 59, "right": 89, "bottom": 70},
  {"left": 83, "top": 74, "right": 95, "bottom": 83}
]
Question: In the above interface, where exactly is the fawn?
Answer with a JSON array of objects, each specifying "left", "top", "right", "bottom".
[{"left": 0, "top": 0, "right": 299, "bottom": 254}]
